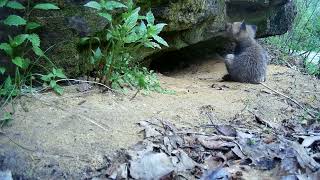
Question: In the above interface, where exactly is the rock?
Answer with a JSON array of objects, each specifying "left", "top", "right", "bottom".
[
  {"left": 0, "top": 0, "right": 296, "bottom": 79},
  {"left": 0, "top": 170, "right": 13, "bottom": 180}
]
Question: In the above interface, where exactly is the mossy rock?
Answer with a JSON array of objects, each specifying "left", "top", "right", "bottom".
[{"left": 0, "top": 0, "right": 296, "bottom": 80}]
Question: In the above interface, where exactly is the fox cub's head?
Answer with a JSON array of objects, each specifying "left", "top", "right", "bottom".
[{"left": 225, "top": 22, "right": 257, "bottom": 41}]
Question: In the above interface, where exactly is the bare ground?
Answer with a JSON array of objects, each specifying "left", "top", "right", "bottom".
[{"left": 0, "top": 55, "right": 319, "bottom": 179}]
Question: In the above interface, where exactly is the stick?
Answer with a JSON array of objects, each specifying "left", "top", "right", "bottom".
[
  {"left": 0, "top": 132, "right": 36, "bottom": 152},
  {"left": 260, "top": 82, "right": 316, "bottom": 118},
  {"left": 56, "top": 78, "right": 118, "bottom": 93},
  {"left": 130, "top": 89, "right": 140, "bottom": 101}
]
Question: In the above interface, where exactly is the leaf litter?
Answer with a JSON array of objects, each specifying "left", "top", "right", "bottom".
[{"left": 84, "top": 115, "right": 320, "bottom": 180}]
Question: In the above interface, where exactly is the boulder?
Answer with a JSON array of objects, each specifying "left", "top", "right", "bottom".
[{"left": 0, "top": 0, "right": 296, "bottom": 80}]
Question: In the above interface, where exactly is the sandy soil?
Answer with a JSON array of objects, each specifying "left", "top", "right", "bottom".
[{"left": 1, "top": 55, "right": 319, "bottom": 179}]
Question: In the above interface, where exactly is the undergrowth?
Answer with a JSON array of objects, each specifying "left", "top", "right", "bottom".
[
  {"left": 0, "top": 0, "right": 65, "bottom": 127},
  {"left": 83, "top": 0, "right": 171, "bottom": 93},
  {"left": 264, "top": 0, "right": 320, "bottom": 77},
  {"left": 0, "top": 0, "right": 173, "bottom": 126}
]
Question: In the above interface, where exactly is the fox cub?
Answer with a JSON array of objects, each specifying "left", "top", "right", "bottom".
[{"left": 223, "top": 22, "right": 269, "bottom": 84}]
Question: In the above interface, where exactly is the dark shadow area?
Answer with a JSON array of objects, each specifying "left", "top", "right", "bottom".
[{"left": 149, "top": 36, "right": 232, "bottom": 75}]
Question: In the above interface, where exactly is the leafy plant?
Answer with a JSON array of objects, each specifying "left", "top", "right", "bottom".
[
  {"left": 264, "top": 0, "right": 320, "bottom": 77},
  {"left": 0, "top": 112, "right": 13, "bottom": 127},
  {"left": 304, "top": 60, "right": 320, "bottom": 76},
  {"left": 0, "top": 1, "right": 64, "bottom": 93},
  {"left": 0, "top": 0, "right": 65, "bottom": 123},
  {"left": 83, "top": 0, "right": 169, "bottom": 91},
  {"left": 41, "top": 68, "right": 67, "bottom": 95}
]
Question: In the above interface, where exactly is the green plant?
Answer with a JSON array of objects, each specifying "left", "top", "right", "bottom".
[
  {"left": 0, "top": 0, "right": 65, "bottom": 124},
  {"left": 0, "top": 1, "right": 65, "bottom": 94},
  {"left": 83, "top": 0, "right": 169, "bottom": 91},
  {"left": 264, "top": 0, "right": 320, "bottom": 77},
  {"left": 247, "top": 138, "right": 256, "bottom": 146},
  {"left": 0, "top": 112, "right": 13, "bottom": 127},
  {"left": 40, "top": 68, "right": 67, "bottom": 95}
]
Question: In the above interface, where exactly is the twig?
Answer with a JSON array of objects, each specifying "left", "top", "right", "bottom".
[
  {"left": 130, "top": 89, "right": 140, "bottom": 101},
  {"left": 247, "top": 110, "right": 274, "bottom": 129},
  {"left": 56, "top": 78, "right": 118, "bottom": 93},
  {"left": 232, "top": 140, "right": 247, "bottom": 156},
  {"left": 302, "top": 91, "right": 320, "bottom": 94},
  {"left": 260, "top": 83, "right": 316, "bottom": 118},
  {"left": 0, "top": 132, "right": 36, "bottom": 152}
]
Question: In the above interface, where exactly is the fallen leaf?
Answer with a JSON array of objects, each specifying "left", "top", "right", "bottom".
[
  {"left": 200, "top": 167, "right": 230, "bottom": 180},
  {"left": 215, "top": 125, "right": 237, "bottom": 137},
  {"left": 302, "top": 136, "right": 320, "bottom": 147},
  {"left": 198, "top": 136, "right": 235, "bottom": 150},
  {"left": 139, "top": 121, "right": 162, "bottom": 138},
  {"left": 172, "top": 149, "right": 198, "bottom": 172},
  {"left": 281, "top": 138, "right": 320, "bottom": 172},
  {"left": 129, "top": 152, "right": 174, "bottom": 179}
]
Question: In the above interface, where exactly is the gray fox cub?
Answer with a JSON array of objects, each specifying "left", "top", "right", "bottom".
[{"left": 223, "top": 22, "right": 269, "bottom": 84}]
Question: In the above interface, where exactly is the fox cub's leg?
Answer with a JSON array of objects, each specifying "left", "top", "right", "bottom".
[
  {"left": 225, "top": 54, "right": 235, "bottom": 67},
  {"left": 224, "top": 54, "right": 234, "bottom": 65}
]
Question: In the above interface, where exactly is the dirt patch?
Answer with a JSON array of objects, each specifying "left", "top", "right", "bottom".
[{"left": 1, "top": 55, "right": 319, "bottom": 178}]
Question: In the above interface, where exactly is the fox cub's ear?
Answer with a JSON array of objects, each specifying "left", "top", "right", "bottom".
[
  {"left": 240, "top": 22, "right": 247, "bottom": 31},
  {"left": 251, "top": 25, "right": 257, "bottom": 34}
]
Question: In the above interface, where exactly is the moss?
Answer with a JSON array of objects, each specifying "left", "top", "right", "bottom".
[{"left": 166, "top": 0, "right": 207, "bottom": 31}]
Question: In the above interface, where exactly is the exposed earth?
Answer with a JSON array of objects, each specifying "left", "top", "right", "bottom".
[{"left": 1, "top": 54, "right": 320, "bottom": 179}]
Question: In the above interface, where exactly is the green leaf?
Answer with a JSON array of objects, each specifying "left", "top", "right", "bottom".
[
  {"left": 79, "top": 37, "right": 90, "bottom": 45},
  {"left": 0, "top": 67, "right": 5, "bottom": 74},
  {"left": 104, "top": 1, "right": 127, "bottom": 10},
  {"left": 0, "top": 112, "right": 13, "bottom": 126},
  {"left": 0, "top": 0, "right": 8, "bottom": 7},
  {"left": 3, "top": 15, "right": 27, "bottom": 26},
  {"left": 32, "top": 46, "right": 44, "bottom": 56},
  {"left": 49, "top": 80, "right": 56, "bottom": 88},
  {"left": 93, "top": 47, "right": 102, "bottom": 61},
  {"left": 41, "top": 73, "right": 54, "bottom": 82},
  {"left": 155, "top": 23, "right": 167, "bottom": 34},
  {"left": 152, "top": 35, "right": 168, "bottom": 47},
  {"left": 147, "top": 25, "right": 157, "bottom": 36},
  {"left": 124, "top": 32, "right": 139, "bottom": 43},
  {"left": 54, "top": 69, "right": 67, "bottom": 79},
  {"left": 146, "top": 11, "right": 155, "bottom": 25},
  {"left": 106, "top": 32, "right": 112, "bottom": 41},
  {"left": 26, "top": 22, "right": 41, "bottom": 30},
  {"left": 21, "top": 58, "right": 30, "bottom": 69},
  {"left": 6, "top": 1, "right": 25, "bottom": 9},
  {"left": 93, "top": 37, "right": 101, "bottom": 43},
  {"left": 143, "top": 41, "right": 155, "bottom": 49},
  {"left": 98, "top": 12, "right": 112, "bottom": 22},
  {"left": 27, "top": 34, "right": 40, "bottom": 47},
  {"left": 84, "top": 1, "right": 101, "bottom": 10},
  {"left": 0, "top": 43, "right": 13, "bottom": 55},
  {"left": 33, "top": 3, "right": 59, "bottom": 10},
  {"left": 4, "top": 76, "right": 13, "bottom": 89},
  {"left": 138, "top": 21, "right": 147, "bottom": 35},
  {"left": 12, "top": 57, "right": 24, "bottom": 68},
  {"left": 53, "top": 84, "right": 63, "bottom": 95},
  {"left": 12, "top": 57, "right": 31, "bottom": 70},
  {"left": 12, "top": 57, "right": 30, "bottom": 69},
  {"left": 11, "top": 34, "right": 28, "bottom": 47},
  {"left": 124, "top": 7, "right": 140, "bottom": 30}
]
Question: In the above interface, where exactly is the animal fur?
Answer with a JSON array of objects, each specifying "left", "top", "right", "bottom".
[{"left": 223, "top": 22, "right": 269, "bottom": 84}]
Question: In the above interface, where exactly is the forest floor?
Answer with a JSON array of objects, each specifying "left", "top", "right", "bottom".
[{"left": 0, "top": 54, "right": 320, "bottom": 179}]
